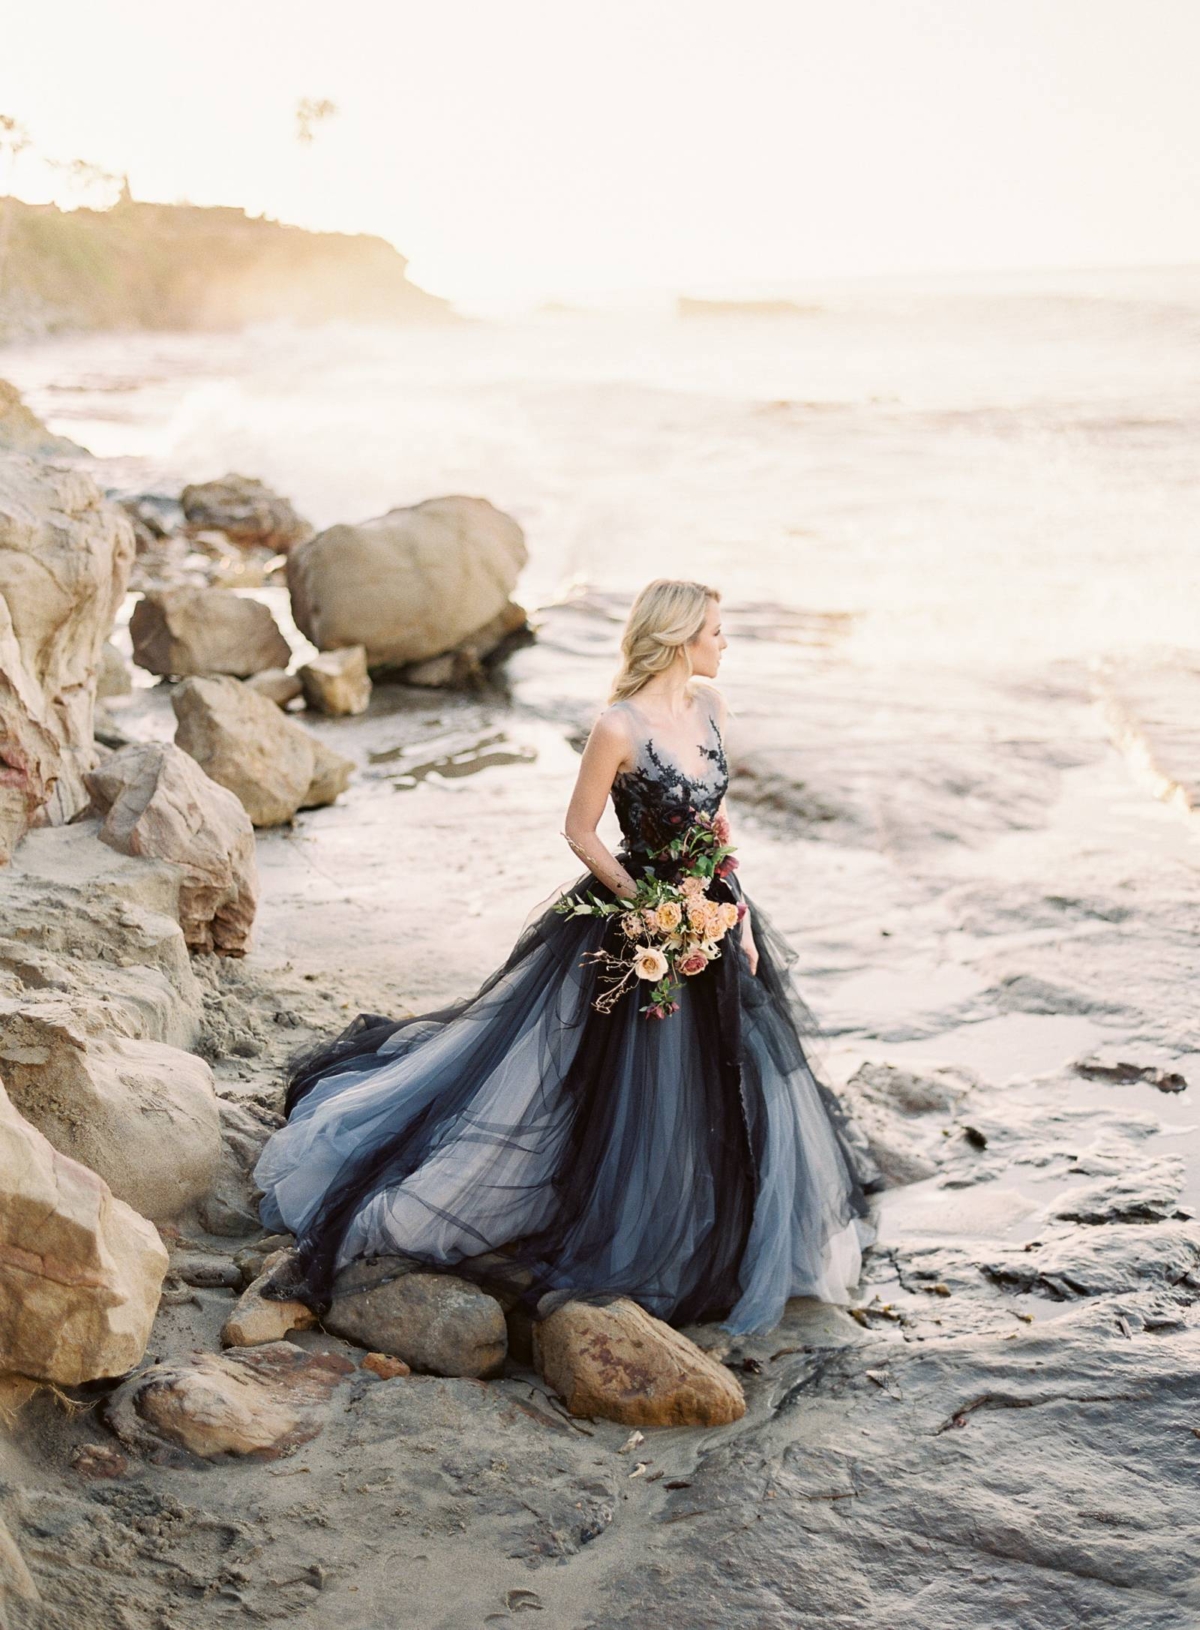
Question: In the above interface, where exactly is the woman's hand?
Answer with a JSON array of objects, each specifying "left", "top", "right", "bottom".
[{"left": 740, "top": 911, "right": 759, "bottom": 977}]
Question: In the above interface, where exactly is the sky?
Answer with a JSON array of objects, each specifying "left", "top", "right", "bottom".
[{"left": 2, "top": 0, "right": 1198, "bottom": 311}]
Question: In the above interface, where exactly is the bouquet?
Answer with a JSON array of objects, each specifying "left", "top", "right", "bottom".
[{"left": 555, "top": 810, "right": 744, "bottom": 1019}]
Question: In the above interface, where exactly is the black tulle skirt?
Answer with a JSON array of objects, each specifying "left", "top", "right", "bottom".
[{"left": 253, "top": 859, "right": 873, "bottom": 1337}]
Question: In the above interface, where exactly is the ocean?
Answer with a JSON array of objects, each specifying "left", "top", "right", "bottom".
[{"left": 2, "top": 263, "right": 1197, "bottom": 671}]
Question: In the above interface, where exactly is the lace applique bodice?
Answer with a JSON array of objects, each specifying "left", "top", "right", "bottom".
[{"left": 610, "top": 691, "right": 729, "bottom": 860}]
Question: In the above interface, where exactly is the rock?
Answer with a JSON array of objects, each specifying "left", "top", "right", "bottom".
[
  {"left": 532, "top": 1296, "right": 747, "bottom": 1426},
  {"left": 233, "top": 1233, "right": 294, "bottom": 1288},
  {"left": 298, "top": 645, "right": 371, "bottom": 715},
  {"left": 196, "top": 1098, "right": 283, "bottom": 1237},
  {"left": 221, "top": 1259, "right": 319, "bottom": 1347},
  {"left": 97, "top": 640, "right": 132, "bottom": 698},
  {"left": 69, "top": 1442, "right": 131, "bottom": 1480},
  {"left": 838, "top": 1059, "right": 982, "bottom": 1189},
  {"left": 181, "top": 473, "right": 312, "bottom": 553},
  {"left": 362, "top": 1351, "right": 412, "bottom": 1379},
  {"left": 287, "top": 495, "right": 527, "bottom": 667},
  {"left": 172, "top": 674, "right": 351, "bottom": 825},
  {"left": 325, "top": 1258, "right": 508, "bottom": 1378},
  {"left": 1073, "top": 1051, "right": 1188, "bottom": 1093},
  {"left": 0, "top": 454, "right": 135, "bottom": 860},
  {"left": 0, "top": 1512, "right": 40, "bottom": 1606},
  {"left": 244, "top": 666, "right": 303, "bottom": 707},
  {"left": 981, "top": 1220, "right": 1200, "bottom": 1299},
  {"left": 0, "top": 1076, "right": 167, "bottom": 1386},
  {"left": 129, "top": 585, "right": 291, "bottom": 678},
  {"left": 0, "top": 1005, "right": 221, "bottom": 1222},
  {"left": 167, "top": 1250, "right": 243, "bottom": 1289},
  {"left": 102, "top": 1341, "right": 353, "bottom": 1463},
  {"left": 0, "top": 823, "right": 203, "bottom": 1049},
  {"left": 1054, "top": 1158, "right": 1186, "bottom": 1225},
  {"left": 305, "top": 734, "right": 355, "bottom": 807},
  {"left": 0, "top": 376, "right": 83, "bottom": 458},
  {"left": 403, "top": 599, "right": 530, "bottom": 689},
  {"left": 85, "top": 741, "right": 258, "bottom": 955}
]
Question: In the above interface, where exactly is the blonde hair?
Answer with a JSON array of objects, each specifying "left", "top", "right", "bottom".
[{"left": 609, "top": 579, "right": 721, "bottom": 704}]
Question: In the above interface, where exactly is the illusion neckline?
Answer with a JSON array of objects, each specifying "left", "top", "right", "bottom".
[{"left": 615, "top": 691, "right": 724, "bottom": 786}]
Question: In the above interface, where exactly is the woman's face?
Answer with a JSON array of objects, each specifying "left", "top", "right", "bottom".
[{"left": 687, "top": 597, "right": 727, "bottom": 678}]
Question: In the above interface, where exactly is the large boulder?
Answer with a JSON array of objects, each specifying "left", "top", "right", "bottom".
[
  {"left": 533, "top": 1296, "right": 747, "bottom": 1426},
  {"left": 85, "top": 741, "right": 258, "bottom": 955},
  {"left": 181, "top": 473, "right": 312, "bottom": 553},
  {"left": 0, "top": 1076, "right": 167, "bottom": 1386},
  {"left": 325, "top": 1256, "right": 508, "bottom": 1378},
  {"left": 0, "top": 455, "right": 135, "bottom": 861},
  {"left": 298, "top": 645, "right": 371, "bottom": 716},
  {"left": 0, "top": 1004, "right": 221, "bottom": 1222},
  {"left": 103, "top": 1342, "right": 353, "bottom": 1464},
  {"left": 287, "top": 495, "right": 527, "bottom": 667},
  {"left": 0, "top": 823, "right": 204, "bottom": 1049},
  {"left": 129, "top": 585, "right": 291, "bottom": 678},
  {"left": 172, "top": 674, "right": 352, "bottom": 825}
]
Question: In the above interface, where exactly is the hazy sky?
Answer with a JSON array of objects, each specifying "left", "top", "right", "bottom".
[{"left": 2, "top": 0, "right": 1198, "bottom": 309}]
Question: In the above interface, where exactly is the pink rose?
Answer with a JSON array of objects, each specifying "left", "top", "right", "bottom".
[
  {"left": 714, "top": 813, "right": 731, "bottom": 843},
  {"left": 678, "top": 949, "right": 709, "bottom": 977}
]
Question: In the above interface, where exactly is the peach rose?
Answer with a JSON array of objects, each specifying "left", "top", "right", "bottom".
[
  {"left": 655, "top": 900, "right": 682, "bottom": 931},
  {"left": 641, "top": 907, "right": 661, "bottom": 933},
  {"left": 678, "top": 949, "right": 709, "bottom": 977},
  {"left": 633, "top": 946, "right": 670, "bottom": 982},
  {"left": 680, "top": 876, "right": 707, "bottom": 899},
  {"left": 718, "top": 902, "right": 740, "bottom": 932}
]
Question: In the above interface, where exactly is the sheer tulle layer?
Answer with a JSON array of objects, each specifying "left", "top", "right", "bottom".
[{"left": 253, "top": 866, "right": 873, "bottom": 1338}]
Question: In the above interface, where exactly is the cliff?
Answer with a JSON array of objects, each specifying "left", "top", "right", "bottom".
[{"left": 0, "top": 194, "right": 452, "bottom": 340}]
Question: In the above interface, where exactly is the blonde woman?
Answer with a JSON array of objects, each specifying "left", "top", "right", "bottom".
[{"left": 255, "top": 579, "right": 872, "bottom": 1341}]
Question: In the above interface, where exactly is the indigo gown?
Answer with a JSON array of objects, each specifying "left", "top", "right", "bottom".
[{"left": 253, "top": 692, "right": 874, "bottom": 1336}]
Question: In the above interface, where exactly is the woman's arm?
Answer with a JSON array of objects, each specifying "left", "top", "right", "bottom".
[{"left": 562, "top": 711, "right": 639, "bottom": 900}]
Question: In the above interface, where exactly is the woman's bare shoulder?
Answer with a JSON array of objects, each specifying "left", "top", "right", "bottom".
[
  {"left": 587, "top": 702, "right": 636, "bottom": 752},
  {"left": 690, "top": 680, "right": 730, "bottom": 724}
]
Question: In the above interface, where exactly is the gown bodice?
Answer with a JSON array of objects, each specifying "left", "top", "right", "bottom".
[{"left": 609, "top": 690, "right": 729, "bottom": 862}]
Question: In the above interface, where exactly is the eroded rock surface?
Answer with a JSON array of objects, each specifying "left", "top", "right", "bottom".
[
  {"left": 298, "top": 645, "right": 371, "bottom": 715},
  {"left": 533, "top": 1296, "right": 747, "bottom": 1426},
  {"left": 181, "top": 473, "right": 313, "bottom": 553},
  {"left": 0, "top": 1077, "right": 167, "bottom": 1386},
  {"left": 0, "top": 454, "right": 135, "bottom": 859},
  {"left": 86, "top": 740, "right": 259, "bottom": 954},
  {"left": 130, "top": 585, "right": 291, "bottom": 678},
  {"left": 287, "top": 495, "right": 527, "bottom": 667},
  {"left": 325, "top": 1257, "right": 508, "bottom": 1378},
  {"left": 103, "top": 1342, "right": 353, "bottom": 1463},
  {"left": 0, "top": 1006, "right": 221, "bottom": 1222},
  {"left": 172, "top": 673, "right": 352, "bottom": 825}
]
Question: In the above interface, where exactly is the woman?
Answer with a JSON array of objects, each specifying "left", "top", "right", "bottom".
[{"left": 254, "top": 579, "right": 872, "bottom": 1336}]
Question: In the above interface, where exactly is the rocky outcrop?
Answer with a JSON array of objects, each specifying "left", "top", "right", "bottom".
[
  {"left": 532, "top": 1296, "right": 747, "bottom": 1426},
  {"left": 0, "top": 1076, "right": 167, "bottom": 1386},
  {"left": 0, "top": 455, "right": 135, "bottom": 861},
  {"left": 172, "top": 674, "right": 353, "bottom": 825},
  {"left": 181, "top": 473, "right": 312, "bottom": 552},
  {"left": 324, "top": 1257, "right": 508, "bottom": 1378},
  {"left": 404, "top": 600, "right": 530, "bottom": 689},
  {"left": 129, "top": 586, "right": 291, "bottom": 678},
  {"left": 1, "top": 824, "right": 204, "bottom": 1049},
  {"left": 0, "top": 377, "right": 83, "bottom": 458},
  {"left": 298, "top": 645, "right": 371, "bottom": 715},
  {"left": 102, "top": 1342, "right": 354, "bottom": 1464},
  {"left": 85, "top": 741, "right": 258, "bottom": 955},
  {"left": 0, "top": 1006, "right": 221, "bottom": 1222},
  {"left": 839, "top": 1059, "right": 979, "bottom": 1187},
  {"left": 287, "top": 495, "right": 527, "bottom": 669},
  {"left": 0, "top": 196, "right": 451, "bottom": 344}
]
